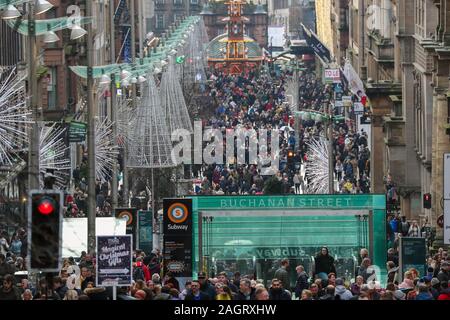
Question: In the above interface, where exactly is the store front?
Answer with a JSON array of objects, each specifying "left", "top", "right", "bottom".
[{"left": 189, "top": 194, "right": 387, "bottom": 287}]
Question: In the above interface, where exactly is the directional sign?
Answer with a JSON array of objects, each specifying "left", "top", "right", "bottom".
[
  {"left": 96, "top": 235, "right": 132, "bottom": 287},
  {"left": 68, "top": 121, "right": 87, "bottom": 143}
]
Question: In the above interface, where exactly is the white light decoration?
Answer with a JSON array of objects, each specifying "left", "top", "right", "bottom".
[
  {"left": 39, "top": 123, "right": 70, "bottom": 189},
  {"left": 305, "top": 138, "right": 329, "bottom": 194},
  {"left": 0, "top": 67, "right": 31, "bottom": 165},
  {"left": 95, "top": 117, "right": 119, "bottom": 183},
  {"left": 160, "top": 58, "right": 193, "bottom": 133},
  {"left": 127, "top": 73, "right": 174, "bottom": 168}
]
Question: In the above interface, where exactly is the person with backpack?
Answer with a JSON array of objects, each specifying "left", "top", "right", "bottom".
[{"left": 133, "top": 257, "right": 150, "bottom": 282}]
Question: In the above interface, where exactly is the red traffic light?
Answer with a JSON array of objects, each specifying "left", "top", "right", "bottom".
[
  {"left": 425, "top": 194, "right": 430, "bottom": 200},
  {"left": 37, "top": 198, "right": 55, "bottom": 215}
]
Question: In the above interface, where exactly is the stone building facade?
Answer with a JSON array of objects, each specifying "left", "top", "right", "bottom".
[{"left": 318, "top": 0, "right": 450, "bottom": 234}]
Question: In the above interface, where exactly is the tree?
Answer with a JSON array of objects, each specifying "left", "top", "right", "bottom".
[{"left": 263, "top": 176, "right": 284, "bottom": 195}]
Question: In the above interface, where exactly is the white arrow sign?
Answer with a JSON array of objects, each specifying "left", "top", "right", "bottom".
[{"left": 100, "top": 268, "right": 129, "bottom": 274}]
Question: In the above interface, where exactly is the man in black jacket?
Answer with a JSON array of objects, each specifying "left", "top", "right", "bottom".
[
  {"left": 294, "top": 265, "right": 309, "bottom": 299},
  {"left": 235, "top": 278, "right": 255, "bottom": 300},
  {"left": 184, "top": 280, "right": 211, "bottom": 301},
  {"left": 274, "top": 259, "right": 290, "bottom": 293},
  {"left": 268, "top": 279, "right": 291, "bottom": 300},
  {"left": 198, "top": 272, "right": 216, "bottom": 300}
]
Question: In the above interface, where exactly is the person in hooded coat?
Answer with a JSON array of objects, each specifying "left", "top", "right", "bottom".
[{"left": 314, "top": 247, "right": 336, "bottom": 281}]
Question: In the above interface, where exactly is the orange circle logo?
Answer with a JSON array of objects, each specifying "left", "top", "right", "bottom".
[
  {"left": 117, "top": 211, "right": 133, "bottom": 225},
  {"left": 167, "top": 203, "right": 188, "bottom": 224}
]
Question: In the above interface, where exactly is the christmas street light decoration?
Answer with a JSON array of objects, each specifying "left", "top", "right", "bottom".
[
  {"left": 0, "top": 67, "right": 31, "bottom": 165},
  {"left": 39, "top": 123, "right": 70, "bottom": 189},
  {"left": 95, "top": 117, "right": 119, "bottom": 183},
  {"left": 305, "top": 138, "right": 329, "bottom": 194}
]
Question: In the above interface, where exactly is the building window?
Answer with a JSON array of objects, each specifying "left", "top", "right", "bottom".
[
  {"left": 155, "top": 0, "right": 165, "bottom": 4},
  {"left": 173, "top": 0, "right": 183, "bottom": 5},
  {"left": 174, "top": 14, "right": 182, "bottom": 23},
  {"left": 46, "top": 67, "right": 57, "bottom": 110},
  {"left": 190, "top": 0, "right": 198, "bottom": 4},
  {"left": 156, "top": 14, "right": 165, "bottom": 29},
  {"left": 415, "top": 0, "right": 425, "bottom": 37}
]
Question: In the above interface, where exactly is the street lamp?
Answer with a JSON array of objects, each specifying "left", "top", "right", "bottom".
[
  {"left": 43, "top": 24, "right": 59, "bottom": 43},
  {"left": 70, "top": 25, "right": 87, "bottom": 40},
  {"left": 1, "top": 5, "right": 21, "bottom": 19},
  {"left": 35, "top": 0, "right": 53, "bottom": 15}
]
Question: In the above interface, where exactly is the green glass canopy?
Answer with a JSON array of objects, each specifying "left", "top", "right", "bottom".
[{"left": 69, "top": 16, "right": 202, "bottom": 80}]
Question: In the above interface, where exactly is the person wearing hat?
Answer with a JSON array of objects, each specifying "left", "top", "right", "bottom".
[
  {"left": 197, "top": 272, "right": 216, "bottom": 300},
  {"left": 430, "top": 277, "right": 441, "bottom": 299}
]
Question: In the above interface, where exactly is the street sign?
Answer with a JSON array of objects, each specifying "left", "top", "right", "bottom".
[
  {"left": 444, "top": 153, "right": 450, "bottom": 199},
  {"left": 325, "top": 69, "right": 340, "bottom": 84},
  {"left": 138, "top": 210, "right": 153, "bottom": 254},
  {"left": 96, "top": 235, "right": 132, "bottom": 287},
  {"left": 68, "top": 121, "right": 87, "bottom": 143},
  {"left": 115, "top": 208, "right": 137, "bottom": 250},
  {"left": 163, "top": 199, "right": 193, "bottom": 278},
  {"left": 342, "top": 96, "right": 352, "bottom": 106},
  {"left": 399, "top": 237, "right": 426, "bottom": 282},
  {"left": 444, "top": 200, "right": 450, "bottom": 245}
]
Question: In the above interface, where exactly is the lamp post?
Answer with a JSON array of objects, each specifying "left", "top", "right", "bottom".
[
  {"left": 27, "top": 1, "right": 39, "bottom": 191},
  {"left": 86, "top": 0, "right": 96, "bottom": 254},
  {"left": 327, "top": 102, "right": 335, "bottom": 194},
  {"left": 110, "top": 1, "right": 118, "bottom": 211}
]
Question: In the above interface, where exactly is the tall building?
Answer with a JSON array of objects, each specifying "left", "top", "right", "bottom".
[
  {"left": 267, "top": 0, "right": 315, "bottom": 39},
  {"left": 315, "top": 0, "right": 334, "bottom": 56},
  {"left": 153, "top": 0, "right": 205, "bottom": 35},
  {"left": 0, "top": 20, "right": 23, "bottom": 67},
  {"left": 320, "top": 0, "right": 450, "bottom": 237}
]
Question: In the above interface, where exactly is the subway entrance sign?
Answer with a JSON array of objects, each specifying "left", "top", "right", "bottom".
[{"left": 185, "top": 194, "right": 387, "bottom": 286}]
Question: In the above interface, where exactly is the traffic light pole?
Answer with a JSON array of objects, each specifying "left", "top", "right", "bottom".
[{"left": 86, "top": 1, "right": 96, "bottom": 254}]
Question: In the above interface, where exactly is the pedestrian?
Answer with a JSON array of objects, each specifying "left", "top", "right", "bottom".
[
  {"left": 334, "top": 278, "right": 353, "bottom": 300},
  {"left": 274, "top": 258, "right": 290, "bottom": 292},
  {"left": 235, "top": 279, "right": 255, "bottom": 300},
  {"left": 314, "top": 247, "right": 336, "bottom": 281},
  {"left": 0, "top": 274, "right": 20, "bottom": 300},
  {"left": 407, "top": 220, "right": 421, "bottom": 237},
  {"left": 255, "top": 287, "right": 269, "bottom": 300},
  {"left": 184, "top": 280, "right": 211, "bottom": 301},
  {"left": 268, "top": 279, "right": 291, "bottom": 300},
  {"left": 294, "top": 265, "right": 309, "bottom": 299}
]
